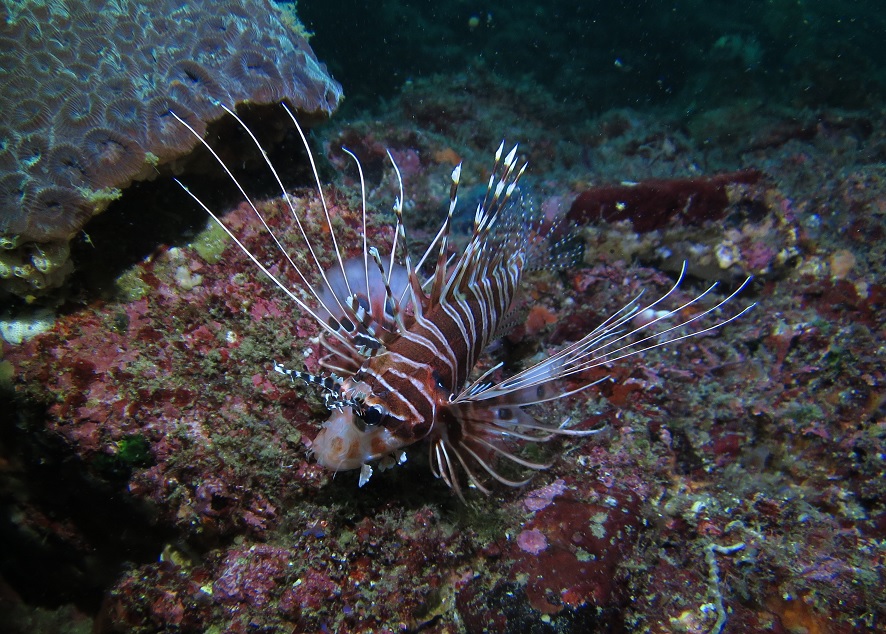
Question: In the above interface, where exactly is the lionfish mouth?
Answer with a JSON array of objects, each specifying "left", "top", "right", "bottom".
[{"left": 171, "top": 103, "right": 754, "bottom": 498}]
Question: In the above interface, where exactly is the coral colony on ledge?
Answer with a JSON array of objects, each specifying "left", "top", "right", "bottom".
[
  {"left": 1, "top": 1, "right": 884, "bottom": 633},
  {"left": 0, "top": 0, "right": 341, "bottom": 297}
]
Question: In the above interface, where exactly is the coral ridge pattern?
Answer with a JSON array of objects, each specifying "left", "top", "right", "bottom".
[{"left": 0, "top": 0, "right": 342, "bottom": 295}]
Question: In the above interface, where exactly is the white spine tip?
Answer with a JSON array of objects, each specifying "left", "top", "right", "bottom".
[{"left": 505, "top": 144, "right": 518, "bottom": 166}]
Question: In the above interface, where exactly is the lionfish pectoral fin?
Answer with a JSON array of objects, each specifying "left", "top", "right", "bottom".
[
  {"left": 430, "top": 398, "right": 591, "bottom": 498},
  {"left": 438, "top": 377, "right": 608, "bottom": 498},
  {"left": 456, "top": 357, "right": 607, "bottom": 413}
]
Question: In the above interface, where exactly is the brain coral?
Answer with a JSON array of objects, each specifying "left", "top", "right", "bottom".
[{"left": 0, "top": 0, "right": 342, "bottom": 296}]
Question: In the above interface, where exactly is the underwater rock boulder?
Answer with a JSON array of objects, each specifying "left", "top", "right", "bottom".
[{"left": 0, "top": 0, "right": 342, "bottom": 297}]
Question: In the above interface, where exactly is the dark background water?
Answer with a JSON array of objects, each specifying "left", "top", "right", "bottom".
[{"left": 297, "top": 0, "right": 885, "bottom": 117}]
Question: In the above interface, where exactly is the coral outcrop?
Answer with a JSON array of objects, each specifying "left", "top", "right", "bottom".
[{"left": 0, "top": 0, "right": 342, "bottom": 296}]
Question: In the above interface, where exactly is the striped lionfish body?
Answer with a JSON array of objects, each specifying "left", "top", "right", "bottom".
[{"left": 174, "top": 105, "right": 753, "bottom": 497}]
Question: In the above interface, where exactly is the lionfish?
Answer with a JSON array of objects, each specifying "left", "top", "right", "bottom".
[{"left": 172, "top": 104, "right": 753, "bottom": 498}]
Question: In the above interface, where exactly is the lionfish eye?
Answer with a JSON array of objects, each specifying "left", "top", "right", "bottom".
[{"left": 361, "top": 405, "right": 384, "bottom": 427}]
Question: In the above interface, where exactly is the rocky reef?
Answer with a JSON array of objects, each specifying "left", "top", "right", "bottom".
[{"left": 1, "top": 4, "right": 885, "bottom": 630}]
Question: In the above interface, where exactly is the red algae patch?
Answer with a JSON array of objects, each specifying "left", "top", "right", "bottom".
[{"left": 513, "top": 484, "right": 644, "bottom": 615}]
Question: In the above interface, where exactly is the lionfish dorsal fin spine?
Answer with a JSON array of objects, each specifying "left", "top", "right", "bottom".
[
  {"left": 429, "top": 163, "right": 461, "bottom": 308},
  {"left": 214, "top": 106, "right": 323, "bottom": 291},
  {"left": 280, "top": 104, "right": 358, "bottom": 314},
  {"left": 384, "top": 149, "right": 405, "bottom": 287},
  {"left": 503, "top": 143, "right": 519, "bottom": 168},
  {"left": 384, "top": 150, "right": 430, "bottom": 318},
  {"left": 366, "top": 246, "right": 407, "bottom": 333},
  {"left": 172, "top": 108, "right": 378, "bottom": 360},
  {"left": 170, "top": 112, "right": 341, "bottom": 334},
  {"left": 340, "top": 147, "right": 373, "bottom": 309},
  {"left": 222, "top": 103, "right": 356, "bottom": 330}
]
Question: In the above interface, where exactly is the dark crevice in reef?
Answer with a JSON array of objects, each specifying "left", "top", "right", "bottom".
[
  {"left": 63, "top": 104, "right": 327, "bottom": 303},
  {"left": 0, "top": 392, "right": 174, "bottom": 614}
]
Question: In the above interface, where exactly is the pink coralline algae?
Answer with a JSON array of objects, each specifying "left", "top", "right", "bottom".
[
  {"left": 516, "top": 528, "right": 548, "bottom": 554},
  {"left": 213, "top": 545, "right": 292, "bottom": 608},
  {"left": 0, "top": 0, "right": 341, "bottom": 296},
  {"left": 6, "top": 193, "right": 338, "bottom": 542},
  {"left": 523, "top": 478, "right": 567, "bottom": 512}
]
